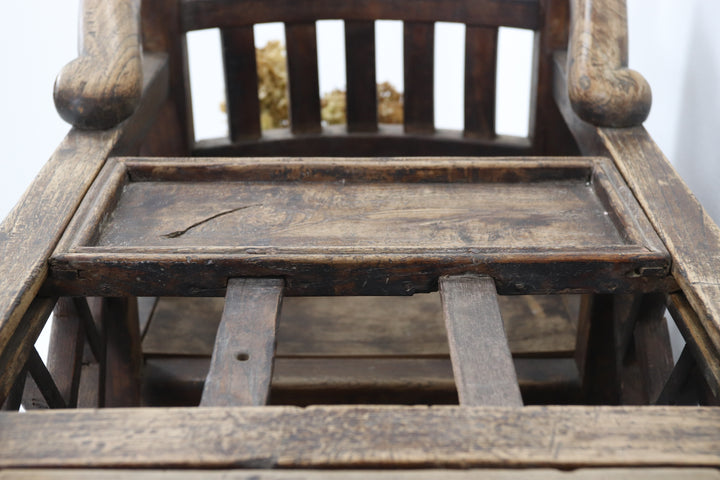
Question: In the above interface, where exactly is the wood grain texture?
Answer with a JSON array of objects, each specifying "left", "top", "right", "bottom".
[
  {"left": 345, "top": 21, "right": 378, "bottom": 132},
  {"left": 201, "top": 278, "right": 283, "bottom": 406},
  {"left": 222, "top": 26, "right": 262, "bottom": 141},
  {"left": 567, "top": 0, "right": 651, "bottom": 127},
  {"left": 464, "top": 26, "right": 497, "bottom": 139},
  {"left": 0, "top": 54, "right": 167, "bottom": 406},
  {"left": 1, "top": 406, "right": 720, "bottom": 468},
  {"left": 180, "top": 0, "right": 542, "bottom": 32},
  {"left": 54, "top": 0, "right": 143, "bottom": 130},
  {"left": 404, "top": 22, "right": 434, "bottom": 133},
  {"left": 2, "top": 469, "right": 718, "bottom": 480},
  {"left": 285, "top": 23, "right": 322, "bottom": 134},
  {"left": 440, "top": 276, "right": 522, "bottom": 406},
  {"left": 554, "top": 53, "right": 720, "bottom": 395}
]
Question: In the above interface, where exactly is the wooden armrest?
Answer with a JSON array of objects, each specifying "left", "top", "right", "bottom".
[
  {"left": 567, "top": 0, "right": 652, "bottom": 127},
  {"left": 54, "top": 0, "right": 142, "bottom": 130}
]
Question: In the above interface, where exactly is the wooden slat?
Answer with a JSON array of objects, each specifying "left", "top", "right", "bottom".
[
  {"left": 26, "top": 348, "right": 65, "bottom": 409},
  {"left": 193, "top": 125, "right": 532, "bottom": 157},
  {"left": 180, "top": 0, "right": 543, "bottom": 32},
  {"left": 285, "top": 22, "right": 322, "bottom": 134},
  {"left": 464, "top": 26, "right": 497, "bottom": 138},
  {"left": 403, "top": 22, "right": 434, "bottom": 133},
  {"left": 345, "top": 20, "right": 377, "bottom": 132},
  {"left": 2, "top": 468, "right": 719, "bottom": 480},
  {"left": 0, "top": 55, "right": 167, "bottom": 405},
  {"left": 2, "top": 406, "right": 720, "bottom": 468},
  {"left": 47, "top": 299, "right": 85, "bottom": 408},
  {"left": 633, "top": 293, "right": 673, "bottom": 402},
  {"left": 221, "top": 26, "right": 261, "bottom": 140},
  {"left": 101, "top": 298, "right": 142, "bottom": 407},
  {"left": 440, "top": 275, "right": 522, "bottom": 406},
  {"left": 200, "top": 278, "right": 283, "bottom": 406}
]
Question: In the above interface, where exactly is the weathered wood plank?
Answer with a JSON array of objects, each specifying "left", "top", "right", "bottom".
[
  {"left": 1, "top": 406, "right": 720, "bottom": 468},
  {"left": 440, "top": 275, "right": 522, "bottom": 406},
  {"left": 201, "top": 278, "right": 284, "bottom": 406},
  {"left": 180, "top": 0, "right": 543, "bottom": 32},
  {"left": 221, "top": 26, "right": 261, "bottom": 140},
  {"left": 285, "top": 22, "right": 322, "bottom": 134},
  {"left": 345, "top": 20, "right": 377, "bottom": 132},
  {"left": 464, "top": 26, "right": 497, "bottom": 139},
  {"left": 404, "top": 22, "right": 434, "bottom": 133},
  {"left": 2, "top": 468, "right": 719, "bottom": 480}
]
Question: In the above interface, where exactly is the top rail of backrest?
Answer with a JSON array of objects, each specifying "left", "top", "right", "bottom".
[{"left": 179, "top": 0, "right": 542, "bottom": 32}]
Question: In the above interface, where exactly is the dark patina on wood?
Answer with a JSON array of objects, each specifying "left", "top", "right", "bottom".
[{"left": 44, "top": 156, "right": 671, "bottom": 297}]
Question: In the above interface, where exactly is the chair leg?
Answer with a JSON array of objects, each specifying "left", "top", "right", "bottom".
[{"left": 101, "top": 297, "right": 142, "bottom": 407}]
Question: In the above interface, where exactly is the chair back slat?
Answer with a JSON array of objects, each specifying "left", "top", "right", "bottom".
[
  {"left": 221, "top": 26, "right": 262, "bottom": 141},
  {"left": 403, "top": 22, "right": 435, "bottom": 134},
  {"left": 286, "top": 22, "right": 322, "bottom": 134},
  {"left": 464, "top": 26, "right": 498, "bottom": 139},
  {"left": 345, "top": 20, "right": 378, "bottom": 132}
]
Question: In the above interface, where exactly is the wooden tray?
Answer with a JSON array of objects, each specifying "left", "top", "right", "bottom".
[{"left": 46, "top": 157, "right": 671, "bottom": 296}]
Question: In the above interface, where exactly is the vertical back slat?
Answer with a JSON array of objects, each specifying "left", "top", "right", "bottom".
[
  {"left": 464, "top": 26, "right": 497, "bottom": 138},
  {"left": 440, "top": 275, "right": 523, "bottom": 407},
  {"left": 345, "top": 20, "right": 378, "bottom": 132},
  {"left": 285, "top": 22, "right": 322, "bottom": 134},
  {"left": 221, "top": 26, "right": 262, "bottom": 140},
  {"left": 200, "top": 278, "right": 284, "bottom": 407},
  {"left": 403, "top": 22, "right": 435, "bottom": 133}
]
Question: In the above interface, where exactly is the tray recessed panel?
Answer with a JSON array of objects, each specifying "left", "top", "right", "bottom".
[{"left": 47, "top": 157, "right": 672, "bottom": 296}]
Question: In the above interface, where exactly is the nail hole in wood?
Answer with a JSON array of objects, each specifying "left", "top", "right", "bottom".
[{"left": 236, "top": 352, "right": 250, "bottom": 361}]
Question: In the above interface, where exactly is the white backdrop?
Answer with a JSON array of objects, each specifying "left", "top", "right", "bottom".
[{"left": 0, "top": 1, "right": 717, "bottom": 359}]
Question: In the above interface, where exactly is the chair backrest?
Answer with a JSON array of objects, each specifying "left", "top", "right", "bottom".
[{"left": 142, "top": 0, "right": 571, "bottom": 158}]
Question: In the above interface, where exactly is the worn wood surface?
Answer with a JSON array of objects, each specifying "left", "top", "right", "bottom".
[
  {"left": 1, "top": 406, "right": 720, "bottom": 468},
  {"left": 554, "top": 53, "right": 720, "bottom": 395},
  {"left": 0, "top": 54, "right": 166, "bottom": 406},
  {"left": 46, "top": 156, "right": 670, "bottom": 297},
  {"left": 440, "top": 276, "right": 522, "bottom": 406},
  {"left": 54, "top": 0, "right": 143, "bottom": 130},
  {"left": 180, "top": 0, "right": 542, "bottom": 32},
  {"left": 2, "top": 469, "right": 718, "bottom": 480},
  {"left": 567, "top": 0, "right": 651, "bottom": 127},
  {"left": 345, "top": 21, "right": 377, "bottom": 132},
  {"left": 47, "top": 299, "right": 85, "bottom": 408},
  {"left": 143, "top": 294, "right": 578, "bottom": 358},
  {"left": 222, "top": 26, "right": 261, "bottom": 141},
  {"left": 201, "top": 278, "right": 283, "bottom": 406},
  {"left": 194, "top": 125, "right": 532, "bottom": 158}
]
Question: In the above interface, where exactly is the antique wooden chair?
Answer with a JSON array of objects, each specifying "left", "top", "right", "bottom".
[{"left": 1, "top": 0, "right": 719, "bottom": 477}]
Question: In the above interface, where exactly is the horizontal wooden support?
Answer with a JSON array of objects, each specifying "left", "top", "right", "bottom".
[
  {"left": 1, "top": 468, "right": 718, "bottom": 480},
  {"left": 180, "top": 0, "right": 542, "bottom": 32},
  {"left": 1, "top": 406, "right": 719, "bottom": 468},
  {"left": 193, "top": 125, "right": 532, "bottom": 157}
]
